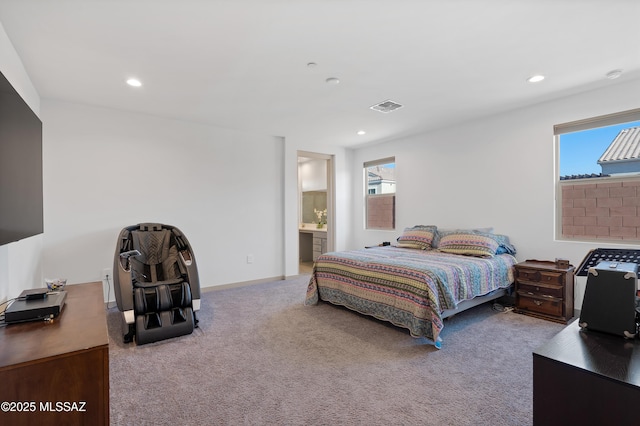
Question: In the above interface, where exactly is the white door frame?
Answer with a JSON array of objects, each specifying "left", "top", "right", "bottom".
[{"left": 297, "top": 151, "right": 335, "bottom": 271}]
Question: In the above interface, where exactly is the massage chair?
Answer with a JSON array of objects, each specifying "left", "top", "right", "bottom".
[{"left": 113, "top": 223, "right": 200, "bottom": 344}]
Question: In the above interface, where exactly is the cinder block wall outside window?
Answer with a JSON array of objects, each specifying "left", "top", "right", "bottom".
[
  {"left": 367, "top": 194, "right": 395, "bottom": 229},
  {"left": 560, "top": 176, "right": 640, "bottom": 241}
]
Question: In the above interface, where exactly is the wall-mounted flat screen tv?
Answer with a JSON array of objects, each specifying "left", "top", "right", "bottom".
[{"left": 0, "top": 70, "right": 43, "bottom": 246}]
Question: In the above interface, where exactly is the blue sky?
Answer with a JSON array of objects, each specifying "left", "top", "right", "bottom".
[{"left": 559, "top": 120, "right": 640, "bottom": 177}]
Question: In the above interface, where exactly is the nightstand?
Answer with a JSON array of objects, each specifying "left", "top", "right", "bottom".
[{"left": 514, "top": 259, "right": 575, "bottom": 323}]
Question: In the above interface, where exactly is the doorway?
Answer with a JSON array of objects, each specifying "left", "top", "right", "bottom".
[{"left": 297, "top": 152, "right": 334, "bottom": 274}]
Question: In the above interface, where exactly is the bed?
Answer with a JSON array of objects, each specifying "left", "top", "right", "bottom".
[{"left": 305, "top": 226, "right": 517, "bottom": 348}]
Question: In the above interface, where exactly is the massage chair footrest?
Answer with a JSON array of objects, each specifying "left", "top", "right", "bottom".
[{"left": 135, "top": 307, "right": 195, "bottom": 345}]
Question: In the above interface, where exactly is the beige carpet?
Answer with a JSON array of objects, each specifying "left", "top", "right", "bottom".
[{"left": 107, "top": 275, "right": 564, "bottom": 425}]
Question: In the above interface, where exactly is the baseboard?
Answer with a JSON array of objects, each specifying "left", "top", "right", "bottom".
[{"left": 202, "top": 276, "right": 286, "bottom": 292}]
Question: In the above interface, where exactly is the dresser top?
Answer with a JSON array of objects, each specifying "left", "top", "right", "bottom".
[
  {"left": 517, "top": 259, "right": 575, "bottom": 272},
  {"left": 534, "top": 320, "right": 640, "bottom": 387},
  {"left": 0, "top": 282, "right": 108, "bottom": 368}
]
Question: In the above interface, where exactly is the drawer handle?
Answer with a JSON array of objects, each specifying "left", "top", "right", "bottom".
[{"left": 534, "top": 300, "right": 543, "bottom": 306}]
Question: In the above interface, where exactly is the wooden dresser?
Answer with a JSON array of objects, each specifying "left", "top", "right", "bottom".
[
  {"left": 514, "top": 260, "right": 575, "bottom": 323},
  {"left": 533, "top": 320, "right": 640, "bottom": 425},
  {"left": 0, "top": 282, "right": 109, "bottom": 425}
]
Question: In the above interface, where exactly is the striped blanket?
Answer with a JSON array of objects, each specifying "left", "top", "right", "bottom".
[{"left": 305, "top": 247, "right": 517, "bottom": 343}]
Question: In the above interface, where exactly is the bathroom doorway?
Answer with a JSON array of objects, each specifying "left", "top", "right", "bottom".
[{"left": 297, "top": 151, "right": 334, "bottom": 275}]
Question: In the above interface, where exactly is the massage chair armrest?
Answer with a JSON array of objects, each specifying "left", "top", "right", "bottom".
[{"left": 113, "top": 258, "right": 134, "bottom": 312}]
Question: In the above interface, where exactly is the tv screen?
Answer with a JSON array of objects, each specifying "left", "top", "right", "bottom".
[{"left": 0, "top": 70, "right": 43, "bottom": 246}]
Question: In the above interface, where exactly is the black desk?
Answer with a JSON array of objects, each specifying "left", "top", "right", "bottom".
[{"left": 533, "top": 320, "right": 640, "bottom": 425}]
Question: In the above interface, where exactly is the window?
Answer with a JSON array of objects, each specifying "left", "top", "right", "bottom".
[
  {"left": 556, "top": 108, "right": 640, "bottom": 242},
  {"left": 364, "top": 157, "right": 395, "bottom": 229}
]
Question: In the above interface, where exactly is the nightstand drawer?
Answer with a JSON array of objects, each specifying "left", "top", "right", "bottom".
[
  {"left": 517, "top": 293, "right": 563, "bottom": 317},
  {"left": 517, "top": 268, "right": 564, "bottom": 285},
  {"left": 518, "top": 282, "right": 564, "bottom": 299}
]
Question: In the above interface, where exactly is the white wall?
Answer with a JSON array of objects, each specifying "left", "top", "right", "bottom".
[
  {"left": 299, "top": 158, "right": 327, "bottom": 192},
  {"left": 41, "top": 100, "right": 284, "bottom": 300},
  {"left": 350, "top": 77, "right": 640, "bottom": 309},
  {"left": 0, "top": 22, "right": 43, "bottom": 301}
]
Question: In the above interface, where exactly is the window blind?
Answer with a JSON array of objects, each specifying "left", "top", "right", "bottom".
[{"left": 554, "top": 108, "right": 640, "bottom": 135}]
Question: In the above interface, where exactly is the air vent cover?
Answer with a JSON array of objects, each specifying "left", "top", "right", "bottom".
[{"left": 370, "top": 100, "right": 403, "bottom": 113}]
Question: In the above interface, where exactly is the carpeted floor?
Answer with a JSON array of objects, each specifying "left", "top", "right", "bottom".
[{"left": 107, "top": 275, "right": 564, "bottom": 425}]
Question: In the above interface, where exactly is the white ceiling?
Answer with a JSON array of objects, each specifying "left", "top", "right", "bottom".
[{"left": 1, "top": 0, "right": 639, "bottom": 147}]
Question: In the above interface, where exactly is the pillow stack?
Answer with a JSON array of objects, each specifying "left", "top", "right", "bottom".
[{"left": 395, "top": 225, "right": 517, "bottom": 257}]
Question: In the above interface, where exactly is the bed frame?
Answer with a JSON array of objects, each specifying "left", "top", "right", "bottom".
[{"left": 441, "top": 287, "right": 508, "bottom": 319}]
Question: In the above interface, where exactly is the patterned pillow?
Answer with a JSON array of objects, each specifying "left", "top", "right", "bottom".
[
  {"left": 437, "top": 232, "right": 499, "bottom": 257},
  {"left": 434, "top": 227, "right": 494, "bottom": 247},
  {"left": 396, "top": 225, "right": 437, "bottom": 250}
]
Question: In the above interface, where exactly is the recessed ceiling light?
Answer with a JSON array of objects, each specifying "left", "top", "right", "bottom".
[
  {"left": 126, "top": 78, "right": 142, "bottom": 87},
  {"left": 357, "top": 130, "right": 366, "bottom": 135},
  {"left": 307, "top": 62, "right": 317, "bottom": 68},
  {"left": 325, "top": 77, "right": 340, "bottom": 85},
  {"left": 527, "top": 75, "right": 545, "bottom": 83},
  {"left": 606, "top": 69, "right": 623, "bottom": 80}
]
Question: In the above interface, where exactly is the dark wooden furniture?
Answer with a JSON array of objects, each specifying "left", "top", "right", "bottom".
[
  {"left": 0, "top": 282, "right": 109, "bottom": 425},
  {"left": 533, "top": 320, "right": 640, "bottom": 425},
  {"left": 514, "top": 260, "right": 574, "bottom": 323}
]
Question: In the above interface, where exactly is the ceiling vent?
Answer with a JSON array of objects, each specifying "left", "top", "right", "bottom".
[{"left": 370, "top": 100, "right": 403, "bottom": 113}]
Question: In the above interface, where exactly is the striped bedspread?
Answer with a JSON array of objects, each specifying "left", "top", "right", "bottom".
[{"left": 305, "top": 247, "right": 517, "bottom": 342}]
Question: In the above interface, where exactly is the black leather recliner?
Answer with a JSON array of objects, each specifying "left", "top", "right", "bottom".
[{"left": 113, "top": 223, "right": 200, "bottom": 344}]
